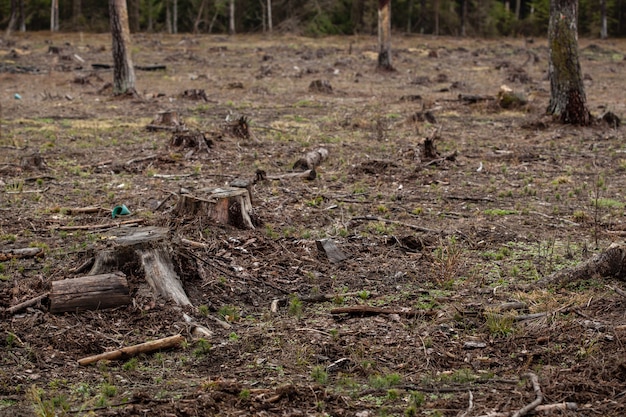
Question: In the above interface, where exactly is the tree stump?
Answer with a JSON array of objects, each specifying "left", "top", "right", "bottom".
[
  {"left": 50, "top": 272, "right": 130, "bottom": 313},
  {"left": 147, "top": 110, "right": 186, "bottom": 131},
  {"left": 293, "top": 148, "right": 328, "bottom": 171},
  {"left": 176, "top": 187, "right": 255, "bottom": 229},
  {"left": 89, "top": 227, "right": 191, "bottom": 306}
]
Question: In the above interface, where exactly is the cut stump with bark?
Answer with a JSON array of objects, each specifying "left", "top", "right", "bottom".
[
  {"left": 176, "top": 187, "right": 255, "bottom": 229},
  {"left": 293, "top": 148, "right": 328, "bottom": 171},
  {"left": 147, "top": 110, "right": 186, "bottom": 131},
  {"left": 50, "top": 272, "right": 130, "bottom": 313},
  {"left": 89, "top": 226, "right": 191, "bottom": 306}
]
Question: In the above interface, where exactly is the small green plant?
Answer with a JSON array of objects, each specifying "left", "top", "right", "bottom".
[
  {"left": 288, "top": 295, "right": 303, "bottom": 318},
  {"left": 311, "top": 365, "right": 328, "bottom": 385},
  {"left": 198, "top": 305, "right": 210, "bottom": 317},
  {"left": 99, "top": 382, "right": 117, "bottom": 398},
  {"left": 193, "top": 338, "right": 212, "bottom": 357},
  {"left": 239, "top": 388, "right": 251, "bottom": 400},
  {"left": 228, "top": 332, "right": 240, "bottom": 341},
  {"left": 485, "top": 311, "right": 514, "bottom": 337},
  {"left": 405, "top": 391, "right": 425, "bottom": 416},
  {"left": 28, "top": 386, "right": 54, "bottom": 417},
  {"left": 369, "top": 373, "right": 402, "bottom": 389},
  {"left": 122, "top": 357, "right": 138, "bottom": 371},
  {"left": 358, "top": 290, "right": 371, "bottom": 300},
  {"left": 218, "top": 305, "right": 241, "bottom": 322},
  {"left": 484, "top": 209, "right": 517, "bottom": 216}
]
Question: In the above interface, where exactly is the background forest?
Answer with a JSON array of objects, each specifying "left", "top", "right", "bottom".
[{"left": 1, "top": 0, "right": 626, "bottom": 38}]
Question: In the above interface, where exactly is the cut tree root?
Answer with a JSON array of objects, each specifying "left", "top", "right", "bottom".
[{"left": 536, "top": 242, "right": 626, "bottom": 287}]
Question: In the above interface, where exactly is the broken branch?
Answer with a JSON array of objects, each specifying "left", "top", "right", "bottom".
[{"left": 78, "top": 334, "right": 185, "bottom": 366}]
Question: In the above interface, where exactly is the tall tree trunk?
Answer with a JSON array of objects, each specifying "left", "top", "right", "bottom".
[
  {"left": 461, "top": 0, "right": 467, "bottom": 36},
  {"left": 194, "top": 0, "right": 208, "bottom": 33},
  {"left": 407, "top": 0, "right": 413, "bottom": 33},
  {"left": 173, "top": 0, "right": 178, "bottom": 34},
  {"left": 515, "top": 0, "right": 521, "bottom": 20},
  {"left": 19, "top": 0, "right": 25, "bottom": 32},
  {"left": 148, "top": 0, "right": 154, "bottom": 32},
  {"left": 267, "top": 0, "right": 273, "bottom": 33},
  {"left": 129, "top": 0, "right": 140, "bottom": 32},
  {"left": 165, "top": 0, "right": 172, "bottom": 34},
  {"left": 547, "top": 0, "right": 590, "bottom": 125},
  {"left": 51, "top": 0, "right": 59, "bottom": 32},
  {"left": 109, "top": 0, "right": 136, "bottom": 95},
  {"left": 600, "top": 0, "right": 607, "bottom": 39},
  {"left": 377, "top": 0, "right": 393, "bottom": 70},
  {"left": 5, "top": 0, "right": 18, "bottom": 37},
  {"left": 229, "top": 0, "right": 236, "bottom": 34}
]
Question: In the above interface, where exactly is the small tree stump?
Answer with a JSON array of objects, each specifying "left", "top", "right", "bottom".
[
  {"left": 176, "top": 187, "right": 255, "bottom": 229},
  {"left": 50, "top": 272, "right": 130, "bottom": 313},
  {"left": 147, "top": 110, "right": 186, "bottom": 131},
  {"left": 293, "top": 148, "right": 328, "bottom": 171}
]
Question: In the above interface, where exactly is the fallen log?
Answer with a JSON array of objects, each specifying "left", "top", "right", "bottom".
[
  {"left": 293, "top": 148, "right": 328, "bottom": 171},
  {"left": 0, "top": 247, "right": 44, "bottom": 261},
  {"left": 50, "top": 272, "right": 130, "bottom": 313},
  {"left": 77, "top": 334, "right": 185, "bottom": 366},
  {"left": 330, "top": 305, "right": 431, "bottom": 318},
  {"left": 536, "top": 242, "right": 626, "bottom": 287}
]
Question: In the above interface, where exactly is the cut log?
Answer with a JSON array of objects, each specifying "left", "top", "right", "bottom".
[
  {"left": 176, "top": 187, "right": 255, "bottom": 229},
  {"left": 77, "top": 334, "right": 185, "bottom": 366},
  {"left": 293, "top": 148, "right": 328, "bottom": 171},
  {"left": 89, "top": 226, "right": 192, "bottom": 306},
  {"left": 537, "top": 242, "right": 626, "bottom": 287},
  {"left": 0, "top": 247, "right": 44, "bottom": 261},
  {"left": 50, "top": 272, "right": 130, "bottom": 313}
]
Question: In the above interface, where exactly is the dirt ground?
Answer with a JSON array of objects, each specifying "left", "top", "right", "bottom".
[{"left": 1, "top": 32, "right": 626, "bottom": 416}]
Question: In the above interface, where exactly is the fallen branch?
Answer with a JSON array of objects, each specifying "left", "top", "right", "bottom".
[
  {"left": 53, "top": 206, "right": 106, "bottom": 215},
  {"left": 512, "top": 373, "right": 542, "bottom": 417},
  {"left": 537, "top": 242, "right": 626, "bottom": 287},
  {"left": 330, "top": 305, "right": 431, "bottom": 318},
  {"left": 126, "top": 154, "right": 158, "bottom": 166},
  {"left": 270, "top": 291, "right": 378, "bottom": 313},
  {"left": 265, "top": 169, "right": 316, "bottom": 181},
  {"left": 5, "top": 186, "right": 50, "bottom": 194},
  {"left": 0, "top": 247, "right": 44, "bottom": 261},
  {"left": 350, "top": 215, "right": 439, "bottom": 234},
  {"left": 77, "top": 334, "right": 185, "bottom": 366},
  {"left": 7, "top": 293, "right": 49, "bottom": 314},
  {"left": 52, "top": 218, "right": 145, "bottom": 231},
  {"left": 476, "top": 402, "right": 577, "bottom": 417}
]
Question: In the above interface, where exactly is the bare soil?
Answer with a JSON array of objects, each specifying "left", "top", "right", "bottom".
[{"left": 1, "top": 32, "right": 626, "bottom": 417}]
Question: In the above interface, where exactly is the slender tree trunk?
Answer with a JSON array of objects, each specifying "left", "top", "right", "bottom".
[
  {"left": 129, "top": 0, "right": 140, "bottom": 32},
  {"left": 165, "top": 0, "right": 172, "bottom": 34},
  {"left": 377, "top": 0, "right": 393, "bottom": 70},
  {"left": 407, "top": 0, "right": 413, "bottom": 33},
  {"left": 194, "top": 0, "right": 208, "bottom": 33},
  {"left": 173, "top": 0, "right": 178, "bottom": 34},
  {"left": 600, "top": 0, "right": 607, "bottom": 39},
  {"left": 19, "top": 0, "right": 25, "bottom": 32},
  {"left": 547, "top": 0, "right": 590, "bottom": 125},
  {"left": 51, "top": 0, "right": 59, "bottom": 32},
  {"left": 109, "top": 0, "right": 136, "bottom": 95},
  {"left": 267, "top": 0, "right": 273, "bottom": 33},
  {"left": 515, "top": 0, "right": 521, "bottom": 20},
  {"left": 5, "top": 0, "right": 18, "bottom": 37},
  {"left": 148, "top": 0, "right": 154, "bottom": 32},
  {"left": 461, "top": 0, "right": 468, "bottom": 36},
  {"left": 229, "top": 0, "right": 236, "bottom": 35}
]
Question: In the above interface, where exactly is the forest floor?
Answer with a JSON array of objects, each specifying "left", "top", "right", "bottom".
[{"left": 1, "top": 32, "right": 626, "bottom": 417}]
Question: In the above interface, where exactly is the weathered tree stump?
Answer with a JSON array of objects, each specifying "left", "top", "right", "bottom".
[
  {"left": 176, "top": 187, "right": 255, "bottom": 229},
  {"left": 309, "top": 79, "right": 333, "bottom": 94},
  {"left": 147, "top": 110, "right": 186, "bottom": 131},
  {"left": 50, "top": 272, "right": 130, "bottom": 313},
  {"left": 89, "top": 227, "right": 191, "bottom": 306}
]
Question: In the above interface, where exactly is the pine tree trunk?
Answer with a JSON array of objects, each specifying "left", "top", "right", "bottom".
[
  {"left": 377, "top": 0, "right": 393, "bottom": 70},
  {"left": 547, "top": 0, "right": 590, "bottom": 125},
  {"left": 109, "top": 0, "right": 136, "bottom": 95},
  {"left": 5, "top": 0, "right": 18, "bottom": 37},
  {"left": 461, "top": 0, "right": 467, "bottom": 36},
  {"left": 600, "top": 0, "right": 608, "bottom": 39},
  {"left": 72, "top": 0, "right": 82, "bottom": 29},
  {"left": 434, "top": 0, "right": 440, "bottom": 35},
  {"left": 18, "top": 0, "right": 25, "bottom": 31},
  {"left": 51, "top": 0, "right": 59, "bottom": 32},
  {"left": 229, "top": 0, "right": 236, "bottom": 35},
  {"left": 267, "top": 0, "right": 273, "bottom": 33}
]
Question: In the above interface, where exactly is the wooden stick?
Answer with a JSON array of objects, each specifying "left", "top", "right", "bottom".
[
  {"left": 7, "top": 293, "right": 49, "bottom": 314},
  {"left": 351, "top": 215, "right": 439, "bottom": 234},
  {"left": 330, "top": 305, "right": 429, "bottom": 318},
  {"left": 53, "top": 218, "right": 145, "bottom": 231},
  {"left": 512, "top": 373, "right": 542, "bottom": 417},
  {"left": 0, "top": 247, "right": 44, "bottom": 261},
  {"left": 78, "top": 334, "right": 185, "bottom": 366}
]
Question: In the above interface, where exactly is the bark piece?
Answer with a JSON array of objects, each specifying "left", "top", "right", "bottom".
[
  {"left": 50, "top": 272, "right": 130, "bottom": 313},
  {"left": 316, "top": 239, "right": 348, "bottom": 263},
  {"left": 176, "top": 187, "right": 255, "bottom": 230},
  {"left": 77, "top": 334, "right": 185, "bottom": 366},
  {"left": 537, "top": 243, "right": 626, "bottom": 287},
  {"left": 293, "top": 148, "right": 328, "bottom": 171}
]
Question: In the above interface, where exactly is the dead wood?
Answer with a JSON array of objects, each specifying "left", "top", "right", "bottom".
[
  {"left": 89, "top": 226, "right": 191, "bottom": 306},
  {"left": 458, "top": 94, "right": 495, "bottom": 104},
  {"left": 330, "top": 305, "right": 431, "bottom": 318},
  {"left": 512, "top": 373, "right": 542, "bottom": 417},
  {"left": 265, "top": 169, "right": 317, "bottom": 181},
  {"left": 181, "top": 89, "right": 209, "bottom": 101},
  {"left": 176, "top": 187, "right": 255, "bottom": 230},
  {"left": 50, "top": 272, "right": 131, "bottom": 313},
  {"left": 52, "top": 218, "right": 145, "bottom": 231},
  {"left": 224, "top": 116, "right": 251, "bottom": 139},
  {"left": 536, "top": 242, "right": 626, "bottom": 287},
  {"left": 350, "top": 215, "right": 439, "bottom": 234},
  {"left": 53, "top": 206, "right": 106, "bottom": 215},
  {"left": 270, "top": 291, "right": 378, "bottom": 313},
  {"left": 125, "top": 154, "right": 158, "bottom": 166},
  {"left": 77, "top": 334, "right": 185, "bottom": 366},
  {"left": 309, "top": 79, "right": 332, "bottom": 93},
  {"left": 146, "top": 111, "right": 186, "bottom": 132},
  {"left": 0, "top": 247, "right": 44, "bottom": 261},
  {"left": 20, "top": 152, "right": 46, "bottom": 171},
  {"left": 316, "top": 238, "right": 348, "bottom": 263},
  {"left": 293, "top": 148, "right": 328, "bottom": 171},
  {"left": 170, "top": 131, "right": 213, "bottom": 152},
  {"left": 7, "top": 293, "right": 49, "bottom": 314}
]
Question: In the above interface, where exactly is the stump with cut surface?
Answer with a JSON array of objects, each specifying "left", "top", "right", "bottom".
[
  {"left": 176, "top": 187, "right": 255, "bottom": 229},
  {"left": 89, "top": 226, "right": 191, "bottom": 306},
  {"left": 50, "top": 272, "right": 130, "bottom": 313}
]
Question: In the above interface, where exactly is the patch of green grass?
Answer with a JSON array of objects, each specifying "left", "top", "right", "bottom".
[
  {"left": 193, "top": 338, "right": 212, "bottom": 357},
  {"left": 311, "top": 365, "right": 328, "bottom": 384},
  {"left": 485, "top": 312, "right": 515, "bottom": 337},
  {"left": 592, "top": 198, "right": 624, "bottom": 209},
  {"left": 218, "top": 305, "right": 241, "bottom": 322},
  {"left": 484, "top": 208, "right": 517, "bottom": 216},
  {"left": 369, "top": 373, "right": 402, "bottom": 389}
]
